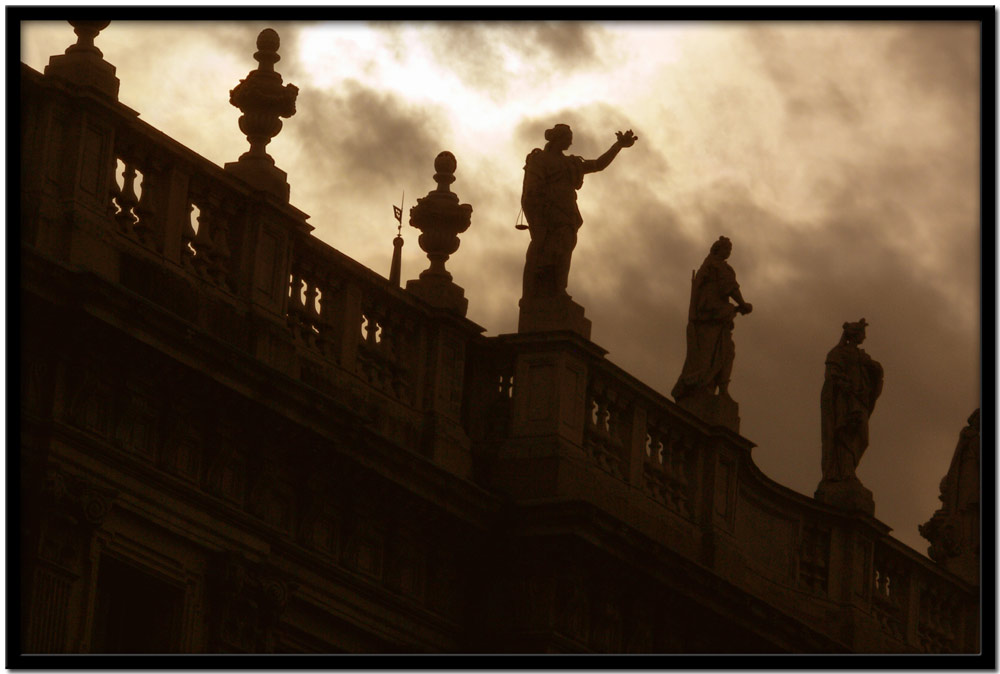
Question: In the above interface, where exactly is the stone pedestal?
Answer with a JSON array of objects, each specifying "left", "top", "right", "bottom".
[
  {"left": 815, "top": 478, "right": 874, "bottom": 516},
  {"left": 675, "top": 389, "right": 740, "bottom": 433},
  {"left": 406, "top": 278, "right": 468, "bottom": 316},
  {"left": 44, "top": 22, "right": 120, "bottom": 100},
  {"left": 45, "top": 52, "right": 120, "bottom": 99},
  {"left": 517, "top": 295, "right": 591, "bottom": 340},
  {"left": 224, "top": 159, "right": 291, "bottom": 201}
]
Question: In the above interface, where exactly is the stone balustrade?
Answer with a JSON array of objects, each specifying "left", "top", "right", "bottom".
[
  {"left": 472, "top": 332, "right": 979, "bottom": 653},
  {"left": 20, "top": 43, "right": 977, "bottom": 654}
]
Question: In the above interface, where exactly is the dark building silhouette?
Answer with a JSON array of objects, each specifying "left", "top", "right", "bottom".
[{"left": 18, "top": 23, "right": 979, "bottom": 655}]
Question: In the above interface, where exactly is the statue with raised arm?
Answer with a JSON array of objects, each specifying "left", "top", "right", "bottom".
[
  {"left": 670, "top": 236, "right": 752, "bottom": 432},
  {"left": 517, "top": 124, "right": 637, "bottom": 338},
  {"left": 815, "top": 318, "right": 883, "bottom": 515}
]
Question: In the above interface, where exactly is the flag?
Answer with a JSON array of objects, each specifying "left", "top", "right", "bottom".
[{"left": 393, "top": 205, "right": 402, "bottom": 223}]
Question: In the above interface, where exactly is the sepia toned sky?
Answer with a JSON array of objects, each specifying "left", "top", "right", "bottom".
[{"left": 20, "top": 19, "right": 982, "bottom": 554}]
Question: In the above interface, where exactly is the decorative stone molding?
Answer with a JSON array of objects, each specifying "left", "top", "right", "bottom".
[{"left": 208, "top": 552, "right": 298, "bottom": 653}]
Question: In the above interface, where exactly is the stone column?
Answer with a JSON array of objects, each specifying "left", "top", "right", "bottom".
[{"left": 22, "top": 466, "right": 116, "bottom": 653}]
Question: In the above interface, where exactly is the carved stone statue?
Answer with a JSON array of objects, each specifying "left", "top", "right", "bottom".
[
  {"left": 814, "top": 318, "right": 883, "bottom": 515},
  {"left": 919, "top": 409, "right": 980, "bottom": 585},
  {"left": 671, "top": 236, "right": 752, "bottom": 432},
  {"left": 517, "top": 124, "right": 637, "bottom": 338}
]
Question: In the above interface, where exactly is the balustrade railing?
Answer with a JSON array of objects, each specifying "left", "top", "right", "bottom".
[
  {"left": 288, "top": 235, "right": 428, "bottom": 409},
  {"left": 643, "top": 408, "right": 697, "bottom": 518},
  {"left": 871, "top": 541, "right": 910, "bottom": 642},
  {"left": 23, "top": 63, "right": 444, "bottom": 425},
  {"left": 576, "top": 355, "right": 703, "bottom": 524},
  {"left": 583, "top": 374, "right": 630, "bottom": 480},
  {"left": 493, "top": 334, "right": 978, "bottom": 652},
  {"left": 100, "top": 97, "right": 251, "bottom": 299},
  {"left": 872, "top": 537, "right": 974, "bottom": 653}
]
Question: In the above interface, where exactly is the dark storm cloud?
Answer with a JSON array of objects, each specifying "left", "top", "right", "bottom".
[
  {"left": 287, "top": 80, "right": 447, "bottom": 197},
  {"left": 524, "top": 23, "right": 601, "bottom": 66},
  {"left": 415, "top": 22, "right": 604, "bottom": 98}
]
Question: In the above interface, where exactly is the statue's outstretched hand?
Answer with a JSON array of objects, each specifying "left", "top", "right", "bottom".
[{"left": 616, "top": 129, "right": 638, "bottom": 148}]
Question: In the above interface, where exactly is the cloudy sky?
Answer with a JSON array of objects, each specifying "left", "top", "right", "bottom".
[{"left": 21, "top": 19, "right": 982, "bottom": 554}]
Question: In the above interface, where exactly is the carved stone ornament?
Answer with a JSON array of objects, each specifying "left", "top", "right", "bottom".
[
  {"left": 225, "top": 29, "right": 299, "bottom": 200},
  {"left": 517, "top": 124, "right": 637, "bottom": 339},
  {"left": 671, "top": 236, "right": 752, "bottom": 432},
  {"left": 41, "top": 465, "right": 118, "bottom": 530},
  {"left": 209, "top": 551, "right": 298, "bottom": 653},
  {"left": 814, "top": 318, "right": 883, "bottom": 515},
  {"left": 405, "top": 151, "right": 473, "bottom": 315},
  {"left": 919, "top": 409, "right": 980, "bottom": 585}
]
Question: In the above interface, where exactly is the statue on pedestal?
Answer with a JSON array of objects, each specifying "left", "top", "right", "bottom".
[
  {"left": 671, "top": 236, "right": 752, "bottom": 432},
  {"left": 919, "top": 409, "right": 980, "bottom": 585},
  {"left": 815, "top": 318, "right": 883, "bottom": 514},
  {"left": 517, "top": 124, "right": 637, "bottom": 338}
]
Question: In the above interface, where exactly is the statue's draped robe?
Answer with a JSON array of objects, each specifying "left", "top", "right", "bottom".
[
  {"left": 820, "top": 343, "right": 883, "bottom": 481},
  {"left": 922, "top": 410, "right": 980, "bottom": 559},
  {"left": 941, "top": 411, "right": 981, "bottom": 518},
  {"left": 521, "top": 149, "right": 587, "bottom": 298},
  {"left": 671, "top": 254, "right": 740, "bottom": 400}
]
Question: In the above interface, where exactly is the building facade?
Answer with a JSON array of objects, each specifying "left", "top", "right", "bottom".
[{"left": 18, "top": 23, "right": 980, "bottom": 655}]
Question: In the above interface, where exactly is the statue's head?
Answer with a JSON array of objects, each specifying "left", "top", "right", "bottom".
[
  {"left": 544, "top": 124, "right": 573, "bottom": 150},
  {"left": 841, "top": 318, "right": 869, "bottom": 345},
  {"left": 710, "top": 236, "right": 733, "bottom": 258}
]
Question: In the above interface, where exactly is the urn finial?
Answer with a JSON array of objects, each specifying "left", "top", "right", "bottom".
[
  {"left": 225, "top": 28, "right": 299, "bottom": 201},
  {"left": 67, "top": 21, "right": 110, "bottom": 56},
  {"left": 404, "top": 152, "right": 473, "bottom": 315}
]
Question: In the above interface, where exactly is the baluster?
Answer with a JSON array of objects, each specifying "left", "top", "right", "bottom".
[
  {"left": 191, "top": 201, "right": 215, "bottom": 276},
  {"left": 379, "top": 309, "right": 396, "bottom": 361},
  {"left": 303, "top": 278, "right": 318, "bottom": 320},
  {"left": 302, "top": 277, "right": 319, "bottom": 348},
  {"left": 288, "top": 270, "right": 304, "bottom": 332},
  {"left": 673, "top": 439, "right": 688, "bottom": 513},
  {"left": 315, "top": 274, "right": 337, "bottom": 359},
  {"left": 108, "top": 159, "right": 122, "bottom": 220},
  {"left": 181, "top": 203, "right": 197, "bottom": 267},
  {"left": 210, "top": 201, "right": 232, "bottom": 288},
  {"left": 115, "top": 162, "right": 139, "bottom": 234},
  {"left": 596, "top": 398, "right": 609, "bottom": 435},
  {"left": 132, "top": 165, "right": 156, "bottom": 247}
]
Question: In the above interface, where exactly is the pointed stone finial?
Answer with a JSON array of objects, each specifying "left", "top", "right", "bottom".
[
  {"left": 44, "top": 20, "right": 119, "bottom": 99},
  {"left": 405, "top": 152, "right": 473, "bottom": 315},
  {"left": 224, "top": 28, "right": 299, "bottom": 201}
]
